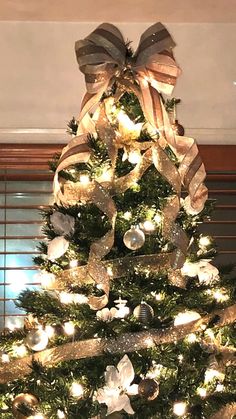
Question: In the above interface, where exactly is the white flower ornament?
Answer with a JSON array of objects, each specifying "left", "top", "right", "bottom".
[{"left": 97, "top": 354, "right": 138, "bottom": 415}]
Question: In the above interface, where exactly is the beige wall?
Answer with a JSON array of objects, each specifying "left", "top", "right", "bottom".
[{"left": 0, "top": 21, "right": 236, "bottom": 143}]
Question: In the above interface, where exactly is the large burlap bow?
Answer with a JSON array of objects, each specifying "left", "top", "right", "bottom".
[{"left": 53, "top": 22, "right": 208, "bottom": 308}]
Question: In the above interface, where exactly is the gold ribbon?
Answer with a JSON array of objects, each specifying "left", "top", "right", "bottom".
[
  {"left": 53, "top": 23, "right": 208, "bottom": 306},
  {"left": 1, "top": 304, "right": 236, "bottom": 384}
]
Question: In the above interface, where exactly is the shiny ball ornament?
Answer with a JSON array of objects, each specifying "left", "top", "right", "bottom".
[
  {"left": 123, "top": 226, "right": 145, "bottom": 250},
  {"left": 133, "top": 302, "right": 154, "bottom": 324},
  {"left": 25, "top": 329, "right": 49, "bottom": 352},
  {"left": 172, "top": 119, "right": 185, "bottom": 136},
  {"left": 12, "top": 393, "right": 38, "bottom": 419},
  {"left": 138, "top": 378, "right": 159, "bottom": 400}
]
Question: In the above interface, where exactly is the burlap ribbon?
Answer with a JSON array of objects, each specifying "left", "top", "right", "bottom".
[{"left": 53, "top": 22, "right": 208, "bottom": 307}]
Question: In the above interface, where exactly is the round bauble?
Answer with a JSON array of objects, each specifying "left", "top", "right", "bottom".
[
  {"left": 138, "top": 378, "right": 159, "bottom": 400},
  {"left": 172, "top": 119, "right": 185, "bottom": 136},
  {"left": 133, "top": 302, "right": 154, "bottom": 324},
  {"left": 123, "top": 226, "right": 145, "bottom": 250},
  {"left": 12, "top": 393, "right": 38, "bottom": 419},
  {"left": 25, "top": 329, "right": 49, "bottom": 352}
]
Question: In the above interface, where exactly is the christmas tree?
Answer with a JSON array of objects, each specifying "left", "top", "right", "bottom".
[{"left": 0, "top": 22, "right": 236, "bottom": 419}]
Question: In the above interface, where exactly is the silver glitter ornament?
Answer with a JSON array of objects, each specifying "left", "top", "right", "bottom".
[
  {"left": 133, "top": 302, "right": 154, "bottom": 323},
  {"left": 138, "top": 378, "right": 159, "bottom": 400},
  {"left": 123, "top": 226, "right": 145, "bottom": 250},
  {"left": 25, "top": 329, "right": 49, "bottom": 351}
]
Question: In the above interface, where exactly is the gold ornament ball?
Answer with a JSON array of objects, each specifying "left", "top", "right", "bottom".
[
  {"left": 172, "top": 119, "right": 185, "bottom": 136},
  {"left": 123, "top": 226, "right": 145, "bottom": 250},
  {"left": 133, "top": 302, "right": 154, "bottom": 324},
  {"left": 12, "top": 393, "right": 38, "bottom": 419},
  {"left": 138, "top": 378, "right": 159, "bottom": 400},
  {"left": 25, "top": 329, "right": 49, "bottom": 351}
]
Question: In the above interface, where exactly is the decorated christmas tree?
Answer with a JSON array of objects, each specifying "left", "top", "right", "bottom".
[{"left": 0, "top": 22, "right": 236, "bottom": 419}]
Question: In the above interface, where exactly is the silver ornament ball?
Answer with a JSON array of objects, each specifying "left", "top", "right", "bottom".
[
  {"left": 123, "top": 226, "right": 145, "bottom": 250},
  {"left": 133, "top": 302, "right": 154, "bottom": 324},
  {"left": 25, "top": 329, "right": 49, "bottom": 351}
]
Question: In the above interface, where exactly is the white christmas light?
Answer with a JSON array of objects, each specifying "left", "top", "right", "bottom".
[
  {"left": 142, "top": 220, "right": 155, "bottom": 232},
  {"left": 154, "top": 212, "right": 162, "bottom": 224},
  {"left": 29, "top": 415, "right": 45, "bottom": 419},
  {"left": 213, "top": 289, "right": 229, "bottom": 302},
  {"left": 64, "top": 321, "right": 75, "bottom": 336},
  {"left": 186, "top": 333, "right": 197, "bottom": 343},
  {"left": 173, "top": 401, "right": 187, "bottom": 416},
  {"left": 204, "top": 368, "right": 225, "bottom": 384},
  {"left": 151, "top": 292, "right": 165, "bottom": 301},
  {"left": 1, "top": 353, "right": 10, "bottom": 363},
  {"left": 174, "top": 311, "right": 201, "bottom": 326},
  {"left": 70, "top": 382, "right": 84, "bottom": 398},
  {"left": 13, "top": 344, "right": 28, "bottom": 357},
  {"left": 57, "top": 409, "right": 66, "bottom": 418},
  {"left": 215, "top": 384, "right": 225, "bottom": 392},
  {"left": 197, "top": 387, "right": 207, "bottom": 398},
  {"left": 123, "top": 211, "right": 132, "bottom": 220},
  {"left": 199, "top": 236, "right": 211, "bottom": 248},
  {"left": 79, "top": 174, "right": 90, "bottom": 184},
  {"left": 69, "top": 259, "right": 78, "bottom": 268},
  {"left": 178, "top": 354, "right": 184, "bottom": 363}
]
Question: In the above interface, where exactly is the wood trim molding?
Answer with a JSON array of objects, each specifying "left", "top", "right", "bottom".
[{"left": 0, "top": 143, "right": 236, "bottom": 175}]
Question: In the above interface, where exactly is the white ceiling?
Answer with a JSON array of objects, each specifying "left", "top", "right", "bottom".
[{"left": 1, "top": 0, "right": 236, "bottom": 22}]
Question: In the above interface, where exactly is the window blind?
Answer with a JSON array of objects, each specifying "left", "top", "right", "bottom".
[{"left": 0, "top": 169, "right": 53, "bottom": 330}]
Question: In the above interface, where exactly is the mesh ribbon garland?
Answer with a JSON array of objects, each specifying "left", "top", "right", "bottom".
[{"left": 53, "top": 22, "right": 208, "bottom": 307}]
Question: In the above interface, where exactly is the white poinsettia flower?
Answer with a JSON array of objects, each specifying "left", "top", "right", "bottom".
[
  {"left": 197, "top": 260, "right": 219, "bottom": 284},
  {"left": 50, "top": 211, "right": 75, "bottom": 236},
  {"left": 47, "top": 236, "right": 69, "bottom": 260},
  {"left": 181, "top": 260, "right": 219, "bottom": 285},
  {"left": 96, "top": 307, "right": 118, "bottom": 322},
  {"left": 96, "top": 355, "right": 138, "bottom": 415}
]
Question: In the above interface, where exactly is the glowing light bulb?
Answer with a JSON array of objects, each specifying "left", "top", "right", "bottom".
[
  {"left": 142, "top": 220, "right": 155, "bottom": 232},
  {"left": 73, "top": 294, "right": 88, "bottom": 304},
  {"left": 13, "top": 344, "right": 28, "bottom": 357},
  {"left": 57, "top": 410, "right": 66, "bottom": 419},
  {"left": 215, "top": 384, "right": 225, "bottom": 392},
  {"left": 174, "top": 311, "right": 201, "bottom": 326},
  {"left": 123, "top": 211, "right": 132, "bottom": 220},
  {"left": 45, "top": 325, "right": 55, "bottom": 339},
  {"left": 197, "top": 387, "right": 207, "bottom": 398},
  {"left": 69, "top": 259, "right": 78, "bottom": 268},
  {"left": 186, "top": 333, "right": 197, "bottom": 343},
  {"left": 1, "top": 353, "right": 10, "bottom": 363},
  {"left": 213, "top": 289, "right": 229, "bottom": 302},
  {"left": 178, "top": 354, "right": 184, "bottom": 363},
  {"left": 70, "top": 382, "right": 84, "bottom": 398},
  {"left": 154, "top": 212, "right": 162, "bottom": 224},
  {"left": 204, "top": 368, "right": 225, "bottom": 384},
  {"left": 199, "top": 236, "right": 211, "bottom": 247},
  {"left": 173, "top": 401, "right": 187, "bottom": 416},
  {"left": 151, "top": 292, "right": 165, "bottom": 301},
  {"left": 64, "top": 321, "right": 75, "bottom": 336},
  {"left": 29, "top": 415, "right": 45, "bottom": 419},
  {"left": 79, "top": 174, "right": 90, "bottom": 185}
]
